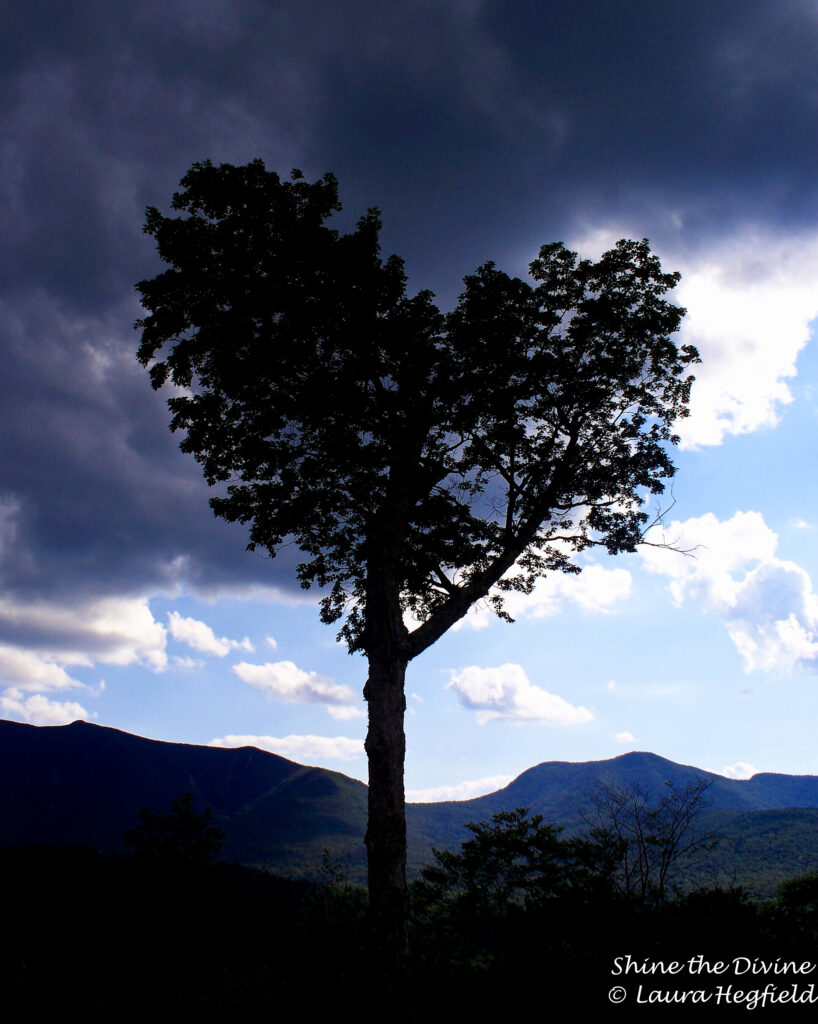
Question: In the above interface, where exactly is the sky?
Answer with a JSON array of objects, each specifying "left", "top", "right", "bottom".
[{"left": 4, "top": 0, "right": 818, "bottom": 799}]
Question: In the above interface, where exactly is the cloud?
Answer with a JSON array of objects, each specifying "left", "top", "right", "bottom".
[
  {"left": 0, "top": 494, "right": 21, "bottom": 561},
  {"left": 639, "top": 510, "right": 778, "bottom": 611},
  {"left": 672, "top": 230, "right": 818, "bottom": 448},
  {"left": 211, "top": 733, "right": 363, "bottom": 762},
  {"left": 460, "top": 564, "right": 632, "bottom": 629},
  {"left": 232, "top": 659, "right": 360, "bottom": 711},
  {"left": 570, "top": 226, "right": 818, "bottom": 449},
  {"left": 0, "top": 289, "right": 307, "bottom": 607},
  {"left": 614, "top": 731, "right": 635, "bottom": 743},
  {"left": 447, "top": 663, "right": 593, "bottom": 725},
  {"left": 326, "top": 705, "right": 365, "bottom": 720},
  {"left": 0, "top": 690, "right": 89, "bottom": 725},
  {"left": 0, "top": 0, "right": 561, "bottom": 612},
  {"left": 0, "top": 646, "right": 84, "bottom": 692},
  {"left": 0, "top": 595, "right": 168, "bottom": 671},
  {"left": 717, "top": 761, "right": 757, "bottom": 780},
  {"left": 167, "top": 611, "right": 253, "bottom": 657},
  {"left": 406, "top": 773, "right": 514, "bottom": 803},
  {"left": 4, "top": 0, "right": 818, "bottom": 625},
  {"left": 726, "top": 569, "right": 818, "bottom": 672},
  {"left": 641, "top": 511, "right": 818, "bottom": 672},
  {"left": 171, "top": 655, "right": 204, "bottom": 671},
  {"left": 265, "top": 635, "right": 278, "bottom": 650}
]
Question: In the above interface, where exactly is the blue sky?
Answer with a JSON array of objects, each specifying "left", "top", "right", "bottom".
[{"left": 4, "top": 0, "right": 818, "bottom": 798}]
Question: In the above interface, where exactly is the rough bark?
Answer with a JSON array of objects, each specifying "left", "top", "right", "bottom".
[{"left": 363, "top": 563, "right": 412, "bottom": 1018}]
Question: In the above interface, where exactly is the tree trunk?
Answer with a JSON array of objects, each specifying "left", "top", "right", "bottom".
[{"left": 363, "top": 564, "right": 412, "bottom": 1019}]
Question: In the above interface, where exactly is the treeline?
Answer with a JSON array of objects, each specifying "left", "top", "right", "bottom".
[
  {"left": 411, "top": 807, "right": 818, "bottom": 1019},
  {"left": 2, "top": 844, "right": 368, "bottom": 1020},
  {"left": 6, "top": 796, "right": 818, "bottom": 1020}
]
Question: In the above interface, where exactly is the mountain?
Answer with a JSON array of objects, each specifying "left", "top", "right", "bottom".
[
  {"left": 0, "top": 718, "right": 369, "bottom": 877},
  {"left": 5, "top": 718, "right": 818, "bottom": 893},
  {"left": 405, "top": 750, "right": 818, "bottom": 886},
  {"left": 431, "top": 749, "right": 818, "bottom": 818}
]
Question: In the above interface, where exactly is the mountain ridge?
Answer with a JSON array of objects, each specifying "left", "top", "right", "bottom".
[{"left": 4, "top": 718, "right": 818, "bottom": 892}]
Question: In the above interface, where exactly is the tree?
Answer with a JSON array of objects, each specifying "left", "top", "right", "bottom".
[
  {"left": 123, "top": 792, "right": 226, "bottom": 865},
  {"left": 583, "top": 777, "right": 720, "bottom": 902},
  {"left": 413, "top": 807, "right": 618, "bottom": 920},
  {"left": 411, "top": 809, "right": 621, "bottom": 1012},
  {"left": 135, "top": 158, "right": 698, "bottom": 996}
]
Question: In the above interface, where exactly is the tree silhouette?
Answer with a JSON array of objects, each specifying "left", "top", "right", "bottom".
[
  {"left": 583, "top": 778, "right": 720, "bottom": 902},
  {"left": 135, "top": 158, "right": 698, "bottom": 1001},
  {"left": 123, "top": 792, "right": 226, "bottom": 865},
  {"left": 412, "top": 808, "right": 620, "bottom": 978},
  {"left": 414, "top": 807, "right": 618, "bottom": 917}
]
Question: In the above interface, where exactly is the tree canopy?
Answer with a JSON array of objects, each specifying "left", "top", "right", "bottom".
[
  {"left": 413, "top": 808, "right": 619, "bottom": 916},
  {"left": 137, "top": 159, "right": 697, "bottom": 656}
]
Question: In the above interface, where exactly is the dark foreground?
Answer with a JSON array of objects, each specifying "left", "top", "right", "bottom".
[{"left": 5, "top": 844, "right": 818, "bottom": 1022}]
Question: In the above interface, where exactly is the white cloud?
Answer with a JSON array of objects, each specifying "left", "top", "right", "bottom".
[
  {"left": 447, "top": 663, "right": 593, "bottom": 725},
  {"left": 233, "top": 659, "right": 359, "bottom": 711},
  {"left": 727, "top": 575, "right": 818, "bottom": 672},
  {"left": 614, "top": 731, "right": 635, "bottom": 743},
  {"left": 0, "top": 645, "right": 83, "bottom": 691},
  {"left": 327, "top": 704, "right": 365, "bottom": 720},
  {"left": 640, "top": 510, "right": 778, "bottom": 612},
  {"left": 211, "top": 733, "right": 363, "bottom": 762},
  {"left": 171, "top": 655, "right": 205, "bottom": 671},
  {"left": 167, "top": 611, "right": 253, "bottom": 657},
  {"left": 569, "top": 225, "right": 818, "bottom": 449},
  {"left": 406, "top": 774, "right": 514, "bottom": 803},
  {"left": 459, "top": 564, "right": 632, "bottom": 629},
  {"left": 0, "top": 690, "right": 90, "bottom": 725},
  {"left": 641, "top": 511, "right": 818, "bottom": 672},
  {"left": 717, "top": 761, "right": 757, "bottom": 780},
  {"left": 265, "top": 635, "right": 278, "bottom": 650},
  {"left": 0, "top": 595, "right": 167, "bottom": 670},
  {"left": 672, "top": 232, "right": 818, "bottom": 448},
  {"left": 607, "top": 680, "right": 617, "bottom": 692}
]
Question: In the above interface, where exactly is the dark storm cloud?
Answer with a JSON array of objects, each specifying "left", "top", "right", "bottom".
[
  {"left": 0, "top": 286, "right": 303, "bottom": 600},
  {"left": 3, "top": 0, "right": 817, "bottom": 603}
]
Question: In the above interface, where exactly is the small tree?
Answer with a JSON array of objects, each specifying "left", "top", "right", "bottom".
[
  {"left": 124, "top": 792, "right": 226, "bottom": 865},
  {"left": 414, "top": 807, "right": 617, "bottom": 915},
  {"left": 412, "top": 808, "right": 620, "bottom": 978},
  {"left": 135, "top": 159, "right": 697, "bottom": 993},
  {"left": 584, "top": 778, "right": 720, "bottom": 902}
]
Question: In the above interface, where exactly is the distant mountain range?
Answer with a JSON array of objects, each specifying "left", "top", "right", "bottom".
[{"left": 4, "top": 718, "right": 818, "bottom": 894}]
